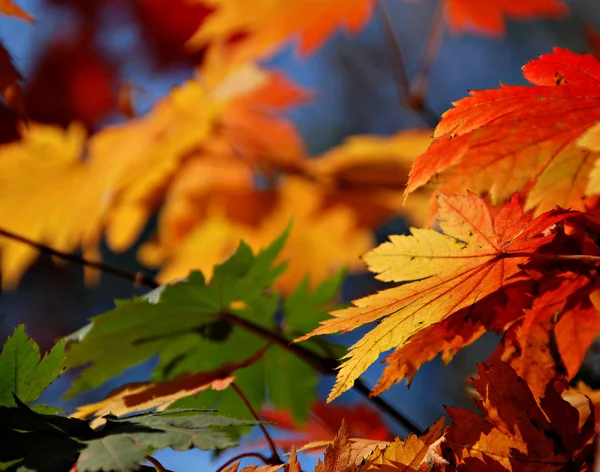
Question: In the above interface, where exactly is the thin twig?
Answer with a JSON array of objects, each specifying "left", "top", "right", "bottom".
[
  {"left": 215, "top": 452, "right": 271, "bottom": 472},
  {"left": 378, "top": 1, "right": 411, "bottom": 110},
  {"left": 222, "top": 312, "right": 338, "bottom": 375},
  {"left": 377, "top": 0, "right": 440, "bottom": 127},
  {"left": 409, "top": 1, "right": 445, "bottom": 123},
  {"left": 0, "top": 226, "right": 422, "bottom": 435},
  {"left": 0, "top": 227, "right": 159, "bottom": 289},
  {"left": 231, "top": 383, "right": 282, "bottom": 464},
  {"left": 354, "top": 379, "right": 423, "bottom": 433},
  {"left": 145, "top": 456, "right": 168, "bottom": 472}
]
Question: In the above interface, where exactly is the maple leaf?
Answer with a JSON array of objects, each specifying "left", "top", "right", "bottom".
[
  {"left": 297, "top": 192, "right": 574, "bottom": 401},
  {"left": 70, "top": 345, "right": 268, "bottom": 424},
  {"left": 102, "top": 58, "right": 307, "bottom": 253},
  {"left": 65, "top": 232, "right": 287, "bottom": 397},
  {"left": 406, "top": 48, "right": 600, "bottom": 216},
  {"left": 160, "top": 274, "right": 345, "bottom": 425},
  {"left": 360, "top": 417, "right": 446, "bottom": 471},
  {"left": 0, "top": 0, "right": 32, "bottom": 21},
  {"left": 0, "top": 397, "right": 254, "bottom": 472},
  {"left": 144, "top": 177, "right": 373, "bottom": 294},
  {"left": 257, "top": 401, "right": 391, "bottom": 453},
  {"left": 492, "top": 273, "right": 600, "bottom": 397},
  {"left": 187, "top": 0, "right": 376, "bottom": 64},
  {"left": 0, "top": 325, "right": 65, "bottom": 411},
  {"left": 442, "top": 0, "right": 568, "bottom": 36},
  {"left": 307, "top": 130, "right": 435, "bottom": 228},
  {"left": 0, "top": 123, "right": 112, "bottom": 288},
  {"left": 77, "top": 409, "right": 255, "bottom": 472},
  {"left": 314, "top": 420, "right": 352, "bottom": 472},
  {"left": 444, "top": 363, "right": 596, "bottom": 471}
]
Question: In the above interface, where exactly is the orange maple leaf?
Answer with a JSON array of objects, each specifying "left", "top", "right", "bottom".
[
  {"left": 258, "top": 401, "right": 391, "bottom": 453},
  {"left": 297, "top": 192, "right": 574, "bottom": 401},
  {"left": 492, "top": 273, "right": 600, "bottom": 398},
  {"left": 0, "top": 0, "right": 32, "bottom": 21},
  {"left": 360, "top": 418, "right": 446, "bottom": 471},
  {"left": 187, "top": 0, "right": 376, "bottom": 64},
  {"left": 442, "top": 0, "right": 568, "bottom": 36},
  {"left": 444, "top": 363, "right": 596, "bottom": 471},
  {"left": 406, "top": 48, "right": 600, "bottom": 216}
]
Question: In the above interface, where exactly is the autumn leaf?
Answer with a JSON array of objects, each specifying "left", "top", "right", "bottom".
[
  {"left": 297, "top": 192, "right": 574, "bottom": 401},
  {"left": 0, "top": 123, "right": 110, "bottom": 288},
  {"left": 360, "top": 417, "right": 446, "bottom": 471},
  {"left": 406, "top": 48, "right": 600, "bottom": 216},
  {"left": 442, "top": 0, "right": 568, "bottom": 36},
  {"left": 70, "top": 345, "right": 268, "bottom": 423},
  {"left": 187, "top": 0, "right": 376, "bottom": 64},
  {"left": 307, "top": 130, "right": 435, "bottom": 228},
  {"left": 492, "top": 273, "right": 600, "bottom": 397},
  {"left": 103, "top": 58, "right": 307, "bottom": 253},
  {"left": 257, "top": 402, "right": 391, "bottom": 453},
  {"left": 0, "top": 0, "right": 32, "bottom": 21},
  {"left": 444, "top": 363, "right": 596, "bottom": 471},
  {"left": 144, "top": 177, "right": 373, "bottom": 294}
]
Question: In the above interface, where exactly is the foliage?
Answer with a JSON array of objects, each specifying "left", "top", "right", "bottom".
[{"left": 2, "top": 0, "right": 600, "bottom": 471}]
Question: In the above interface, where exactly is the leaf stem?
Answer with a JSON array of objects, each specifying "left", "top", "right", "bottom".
[
  {"left": 145, "top": 456, "right": 169, "bottom": 472},
  {"left": 215, "top": 452, "right": 271, "bottom": 472},
  {"left": 504, "top": 252, "right": 600, "bottom": 262},
  {"left": 0, "top": 226, "right": 423, "bottom": 435},
  {"left": 231, "top": 383, "right": 282, "bottom": 465}
]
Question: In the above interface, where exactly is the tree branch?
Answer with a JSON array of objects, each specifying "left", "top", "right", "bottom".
[
  {"left": 0, "top": 227, "right": 159, "bottom": 289},
  {"left": 0, "top": 226, "right": 423, "bottom": 435}
]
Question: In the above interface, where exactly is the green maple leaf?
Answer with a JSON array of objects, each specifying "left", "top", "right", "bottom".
[
  {"left": 0, "top": 399, "right": 253, "bottom": 472},
  {"left": 0, "top": 325, "right": 66, "bottom": 408},
  {"left": 163, "top": 272, "right": 347, "bottom": 425},
  {"left": 78, "top": 409, "right": 253, "bottom": 472},
  {"left": 64, "top": 231, "right": 288, "bottom": 397}
]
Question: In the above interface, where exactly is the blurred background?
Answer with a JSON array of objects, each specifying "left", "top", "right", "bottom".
[{"left": 2, "top": 0, "right": 600, "bottom": 470}]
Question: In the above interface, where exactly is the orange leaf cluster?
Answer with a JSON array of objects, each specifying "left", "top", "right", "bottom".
[
  {"left": 298, "top": 192, "right": 589, "bottom": 400},
  {"left": 406, "top": 48, "right": 600, "bottom": 216},
  {"left": 443, "top": 363, "right": 596, "bottom": 471}
]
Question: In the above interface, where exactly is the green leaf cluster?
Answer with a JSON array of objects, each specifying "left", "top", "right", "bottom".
[
  {"left": 65, "top": 231, "right": 345, "bottom": 426},
  {"left": 0, "top": 400, "right": 254, "bottom": 472}
]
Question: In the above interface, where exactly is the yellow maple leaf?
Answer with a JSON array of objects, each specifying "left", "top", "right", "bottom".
[
  {"left": 142, "top": 177, "right": 373, "bottom": 293},
  {"left": 0, "top": 123, "right": 106, "bottom": 288},
  {"left": 96, "top": 59, "right": 306, "bottom": 253},
  {"left": 187, "top": 0, "right": 376, "bottom": 65},
  {"left": 296, "top": 192, "right": 572, "bottom": 401}
]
